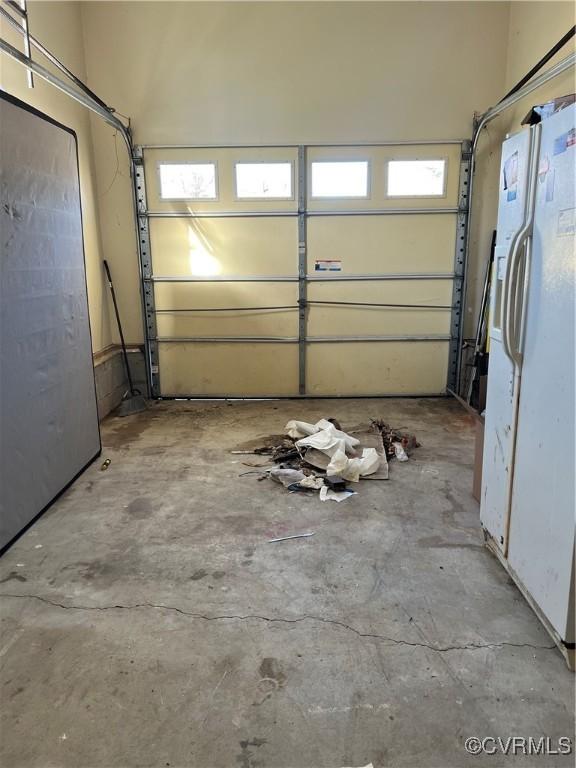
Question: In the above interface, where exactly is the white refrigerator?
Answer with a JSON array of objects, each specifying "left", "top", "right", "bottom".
[{"left": 481, "top": 104, "right": 575, "bottom": 666}]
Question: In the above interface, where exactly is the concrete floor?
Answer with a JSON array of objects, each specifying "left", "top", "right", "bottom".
[{"left": 0, "top": 398, "right": 573, "bottom": 768}]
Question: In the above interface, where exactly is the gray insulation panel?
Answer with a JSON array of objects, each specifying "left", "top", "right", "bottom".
[{"left": 0, "top": 94, "right": 101, "bottom": 550}]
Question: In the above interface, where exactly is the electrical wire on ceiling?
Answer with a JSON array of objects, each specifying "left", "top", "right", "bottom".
[{"left": 99, "top": 130, "right": 123, "bottom": 197}]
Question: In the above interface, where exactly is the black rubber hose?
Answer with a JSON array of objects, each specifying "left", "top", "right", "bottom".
[{"left": 502, "top": 26, "right": 575, "bottom": 101}]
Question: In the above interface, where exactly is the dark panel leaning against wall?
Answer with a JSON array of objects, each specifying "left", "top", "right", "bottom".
[{"left": 0, "top": 92, "right": 101, "bottom": 550}]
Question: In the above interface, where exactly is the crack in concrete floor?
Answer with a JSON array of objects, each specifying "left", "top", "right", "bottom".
[{"left": 0, "top": 592, "right": 556, "bottom": 654}]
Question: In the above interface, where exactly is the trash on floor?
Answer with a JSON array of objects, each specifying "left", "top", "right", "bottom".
[
  {"left": 393, "top": 442, "right": 409, "bottom": 462},
  {"left": 292, "top": 419, "right": 361, "bottom": 456},
  {"left": 326, "top": 446, "right": 380, "bottom": 482},
  {"left": 341, "top": 764, "right": 374, "bottom": 768},
  {"left": 269, "top": 468, "right": 306, "bottom": 488},
  {"left": 370, "top": 419, "right": 420, "bottom": 460},
  {"left": 324, "top": 475, "right": 347, "bottom": 492},
  {"left": 299, "top": 475, "right": 325, "bottom": 490},
  {"left": 320, "top": 486, "right": 357, "bottom": 503},
  {"left": 234, "top": 415, "right": 419, "bottom": 502},
  {"left": 268, "top": 532, "right": 316, "bottom": 543}
]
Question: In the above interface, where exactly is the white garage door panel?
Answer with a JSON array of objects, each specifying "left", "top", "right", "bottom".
[
  {"left": 150, "top": 217, "right": 297, "bottom": 277},
  {"left": 308, "top": 309, "right": 450, "bottom": 337},
  {"left": 307, "top": 215, "right": 456, "bottom": 274},
  {"left": 156, "top": 309, "right": 297, "bottom": 338},
  {"left": 154, "top": 282, "right": 298, "bottom": 338},
  {"left": 154, "top": 282, "right": 298, "bottom": 310},
  {"left": 159, "top": 343, "right": 299, "bottom": 396},
  {"left": 307, "top": 342, "right": 450, "bottom": 395},
  {"left": 140, "top": 141, "right": 467, "bottom": 397},
  {"left": 307, "top": 280, "right": 452, "bottom": 336}
]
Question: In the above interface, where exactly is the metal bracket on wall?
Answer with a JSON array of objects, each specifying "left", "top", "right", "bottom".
[
  {"left": 297, "top": 145, "right": 307, "bottom": 395},
  {"left": 447, "top": 140, "right": 471, "bottom": 394},
  {"left": 132, "top": 146, "right": 160, "bottom": 397}
]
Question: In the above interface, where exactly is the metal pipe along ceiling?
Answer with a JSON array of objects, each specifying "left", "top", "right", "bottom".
[
  {"left": 502, "top": 26, "right": 575, "bottom": 101},
  {"left": 476, "top": 52, "right": 575, "bottom": 137},
  {"left": 0, "top": 37, "right": 129, "bottom": 145},
  {"left": 0, "top": 3, "right": 116, "bottom": 113}
]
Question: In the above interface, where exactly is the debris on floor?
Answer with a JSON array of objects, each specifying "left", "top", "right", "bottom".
[
  {"left": 393, "top": 442, "right": 409, "bottom": 462},
  {"left": 233, "top": 416, "right": 419, "bottom": 501},
  {"left": 298, "top": 475, "right": 325, "bottom": 490},
  {"left": 269, "top": 468, "right": 306, "bottom": 488},
  {"left": 324, "top": 475, "right": 347, "bottom": 492},
  {"left": 341, "top": 764, "right": 374, "bottom": 768},
  {"left": 370, "top": 419, "right": 420, "bottom": 459},
  {"left": 320, "top": 486, "right": 357, "bottom": 503},
  {"left": 268, "top": 532, "right": 315, "bottom": 543}
]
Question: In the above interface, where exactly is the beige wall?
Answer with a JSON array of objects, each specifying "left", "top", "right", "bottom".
[
  {"left": 505, "top": 1, "right": 575, "bottom": 120},
  {"left": 468, "top": 1, "right": 575, "bottom": 339},
  {"left": 82, "top": 1, "right": 511, "bottom": 145},
  {"left": 80, "top": 1, "right": 511, "bottom": 345},
  {"left": 3, "top": 2, "right": 572, "bottom": 364},
  {"left": 0, "top": 1, "right": 113, "bottom": 352}
]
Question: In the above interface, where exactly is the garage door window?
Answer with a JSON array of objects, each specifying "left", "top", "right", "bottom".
[
  {"left": 158, "top": 162, "right": 217, "bottom": 200},
  {"left": 235, "top": 162, "right": 293, "bottom": 199},
  {"left": 386, "top": 159, "right": 446, "bottom": 197},
  {"left": 311, "top": 160, "right": 369, "bottom": 199}
]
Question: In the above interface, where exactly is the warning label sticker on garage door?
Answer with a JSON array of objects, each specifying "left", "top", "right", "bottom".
[{"left": 314, "top": 259, "right": 342, "bottom": 271}]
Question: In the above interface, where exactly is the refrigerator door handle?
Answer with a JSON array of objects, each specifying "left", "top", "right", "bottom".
[
  {"left": 513, "top": 235, "right": 532, "bottom": 362},
  {"left": 503, "top": 124, "right": 541, "bottom": 370},
  {"left": 501, "top": 229, "right": 525, "bottom": 365},
  {"left": 506, "top": 231, "right": 529, "bottom": 367}
]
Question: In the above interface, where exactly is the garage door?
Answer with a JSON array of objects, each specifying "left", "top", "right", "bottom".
[{"left": 136, "top": 141, "right": 470, "bottom": 397}]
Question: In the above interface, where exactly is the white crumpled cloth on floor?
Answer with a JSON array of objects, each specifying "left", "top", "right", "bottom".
[
  {"left": 288, "top": 419, "right": 360, "bottom": 458},
  {"left": 326, "top": 447, "right": 380, "bottom": 482},
  {"left": 284, "top": 418, "right": 382, "bottom": 485}
]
